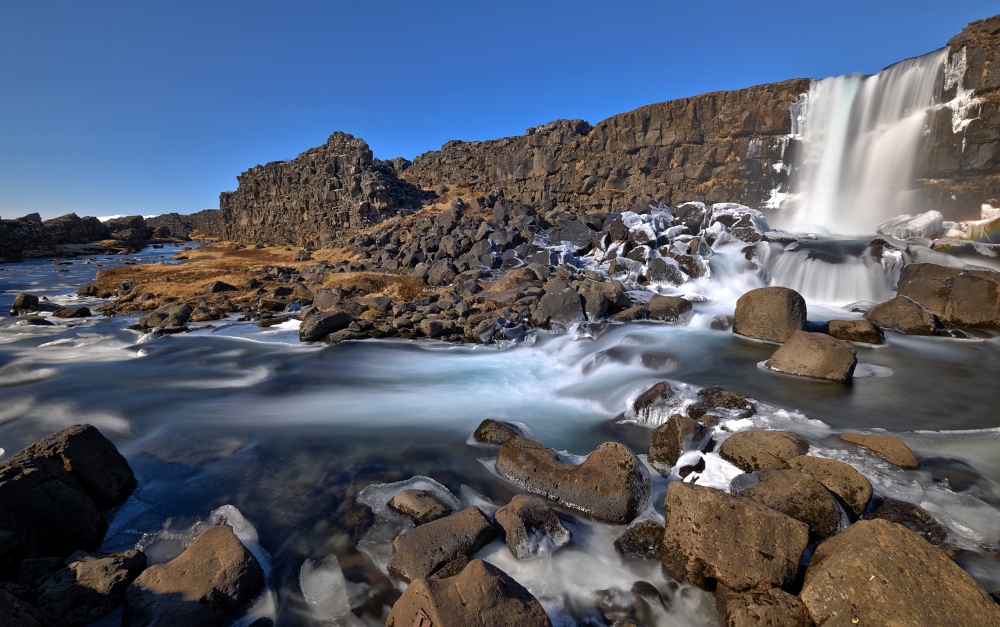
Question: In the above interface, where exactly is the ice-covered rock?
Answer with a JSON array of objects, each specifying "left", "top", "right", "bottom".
[{"left": 876, "top": 211, "right": 945, "bottom": 240}]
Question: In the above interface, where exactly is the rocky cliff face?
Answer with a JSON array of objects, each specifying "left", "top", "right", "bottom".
[
  {"left": 920, "top": 15, "right": 1000, "bottom": 219},
  {"left": 145, "top": 209, "right": 224, "bottom": 239},
  {"left": 215, "top": 132, "right": 431, "bottom": 247},
  {"left": 403, "top": 80, "right": 810, "bottom": 216},
  {"left": 1, "top": 213, "right": 110, "bottom": 261}
]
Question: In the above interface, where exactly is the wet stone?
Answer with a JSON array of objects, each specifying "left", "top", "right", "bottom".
[
  {"left": 387, "top": 489, "right": 454, "bottom": 526},
  {"left": 839, "top": 433, "right": 919, "bottom": 469},
  {"left": 717, "top": 430, "right": 809, "bottom": 472},
  {"left": 472, "top": 418, "right": 527, "bottom": 446},
  {"left": 614, "top": 519, "right": 665, "bottom": 560}
]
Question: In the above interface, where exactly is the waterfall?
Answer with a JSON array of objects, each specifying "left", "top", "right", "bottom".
[{"left": 778, "top": 49, "right": 949, "bottom": 234}]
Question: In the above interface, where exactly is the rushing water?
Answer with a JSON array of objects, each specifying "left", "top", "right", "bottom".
[{"left": 2, "top": 242, "right": 1000, "bottom": 625}]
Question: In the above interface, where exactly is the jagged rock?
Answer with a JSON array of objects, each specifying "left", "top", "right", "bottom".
[
  {"left": 645, "top": 258, "right": 685, "bottom": 285},
  {"left": 731, "top": 469, "right": 844, "bottom": 538},
  {"left": 124, "top": 525, "right": 264, "bottom": 627},
  {"left": 204, "top": 280, "right": 236, "bottom": 293},
  {"left": 733, "top": 287, "right": 807, "bottom": 343},
  {"left": 648, "top": 294, "right": 692, "bottom": 323},
  {"left": 388, "top": 489, "right": 453, "bottom": 526},
  {"left": 427, "top": 259, "right": 457, "bottom": 287},
  {"left": 494, "top": 494, "right": 571, "bottom": 559},
  {"left": 531, "top": 286, "right": 584, "bottom": 328},
  {"left": 613, "top": 519, "right": 665, "bottom": 560},
  {"left": 659, "top": 482, "right": 809, "bottom": 591},
  {"left": 472, "top": 419, "right": 527, "bottom": 446},
  {"left": 800, "top": 520, "right": 1000, "bottom": 626},
  {"left": 864, "top": 295, "right": 939, "bottom": 335},
  {"left": 10, "top": 293, "right": 40, "bottom": 315},
  {"left": 387, "top": 506, "right": 497, "bottom": 582},
  {"left": 298, "top": 310, "right": 353, "bottom": 342},
  {"left": 647, "top": 414, "right": 709, "bottom": 475},
  {"left": 839, "top": 433, "right": 919, "bottom": 469},
  {"left": 138, "top": 302, "right": 192, "bottom": 330},
  {"left": 495, "top": 436, "right": 650, "bottom": 523},
  {"left": 764, "top": 330, "right": 858, "bottom": 382},
  {"left": 787, "top": 455, "right": 872, "bottom": 518},
  {"left": 36, "top": 550, "right": 147, "bottom": 627},
  {"left": 863, "top": 498, "right": 947, "bottom": 546},
  {"left": 52, "top": 306, "right": 92, "bottom": 318},
  {"left": 715, "top": 586, "right": 815, "bottom": 627},
  {"left": 386, "top": 559, "right": 551, "bottom": 627},
  {"left": 827, "top": 319, "right": 885, "bottom": 344},
  {"left": 718, "top": 430, "right": 809, "bottom": 472}
]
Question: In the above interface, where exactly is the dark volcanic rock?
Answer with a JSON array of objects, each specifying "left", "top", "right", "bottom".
[
  {"left": 387, "top": 506, "right": 497, "bottom": 582},
  {"left": 731, "top": 469, "right": 844, "bottom": 538},
  {"left": 52, "top": 306, "right": 92, "bottom": 318},
  {"left": 298, "top": 310, "right": 353, "bottom": 342},
  {"left": 629, "top": 381, "right": 681, "bottom": 425},
  {"left": 494, "top": 494, "right": 572, "bottom": 559},
  {"left": 10, "top": 293, "right": 40, "bottom": 315},
  {"left": 764, "top": 330, "right": 858, "bottom": 382},
  {"left": 0, "top": 588, "right": 50, "bottom": 627},
  {"left": 138, "top": 302, "right": 192, "bottom": 330},
  {"left": 733, "top": 286, "right": 807, "bottom": 343},
  {"left": 800, "top": 520, "right": 1000, "bottom": 626},
  {"left": 124, "top": 525, "right": 264, "bottom": 627},
  {"left": 614, "top": 519, "right": 665, "bottom": 560},
  {"left": 717, "top": 430, "right": 809, "bottom": 472},
  {"left": 863, "top": 498, "right": 947, "bottom": 546},
  {"left": 495, "top": 436, "right": 650, "bottom": 523},
  {"left": 687, "top": 386, "right": 755, "bottom": 419},
  {"left": 659, "top": 482, "right": 809, "bottom": 592},
  {"left": 386, "top": 559, "right": 551, "bottom": 627}
]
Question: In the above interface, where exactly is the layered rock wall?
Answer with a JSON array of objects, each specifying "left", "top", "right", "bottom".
[
  {"left": 0, "top": 213, "right": 111, "bottom": 261},
  {"left": 215, "top": 132, "right": 430, "bottom": 247},
  {"left": 145, "top": 209, "right": 225, "bottom": 239},
  {"left": 403, "top": 80, "right": 810, "bottom": 216}
]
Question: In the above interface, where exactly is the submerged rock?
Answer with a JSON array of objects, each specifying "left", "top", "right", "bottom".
[
  {"left": 731, "top": 469, "right": 844, "bottom": 538},
  {"left": 494, "top": 494, "right": 571, "bottom": 559},
  {"left": 687, "top": 386, "right": 754, "bottom": 419},
  {"left": 124, "top": 525, "right": 264, "bottom": 627},
  {"left": 717, "top": 430, "right": 809, "bottom": 472},
  {"left": 764, "top": 330, "right": 857, "bottom": 382},
  {"left": 787, "top": 455, "right": 872, "bottom": 518},
  {"left": 388, "top": 489, "right": 454, "bottom": 526},
  {"left": 387, "top": 506, "right": 497, "bottom": 582},
  {"left": 386, "top": 559, "right": 551, "bottom": 627},
  {"left": 659, "top": 482, "right": 809, "bottom": 592},
  {"left": 800, "top": 520, "right": 1000, "bottom": 626},
  {"left": 839, "top": 433, "right": 919, "bottom": 469},
  {"left": 733, "top": 286, "right": 807, "bottom": 343},
  {"left": 495, "top": 436, "right": 650, "bottom": 524}
]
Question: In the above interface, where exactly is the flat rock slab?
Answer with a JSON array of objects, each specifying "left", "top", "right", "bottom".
[
  {"left": 801, "top": 520, "right": 1000, "bottom": 626},
  {"left": 495, "top": 436, "right": 650, "bottom": 524},
  {"left": 124, "top": 524, "right": 264, "bottom": 627},
  {"left": 839, "top": 433, "right": 919, "bottom": 468},
  {"left": 764, "top": 331, "right": 857, "bottom": 382},
  {"left": 787, "top": 455, "right": 872, "bottom": 518},
  {"left": 495, "top": 494, "right": 571, "bottom": 560},
  {"left": 733, "top": 286, "right": 807, "bottom": 343},
  {"left": 388, "top": 489, "right": 453, "bottom": 525},
  {"left": 732, "top": 469, "right": 844, "bottom": 538},
  {"left": 718, "top": 430, "right": 809, "bottom": 472},
  {"left": 388, "top": 506, "right": 496, "bottom": 582},
  {"left": 659, "top": 482, "right": 809, "bottom": 592},
  {"left": 386, "top": 559, "right": 551, "bottom": 627}
]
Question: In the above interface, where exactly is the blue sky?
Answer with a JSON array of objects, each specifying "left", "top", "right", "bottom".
[{"left": 1, "top": 1, "right": 996, "bottom": 220}]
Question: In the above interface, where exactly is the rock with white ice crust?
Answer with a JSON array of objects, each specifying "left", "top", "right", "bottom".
[
  {"left": 733, "top": 286, "right": 807, "bottom": 343},
  {"left": 386, "top": 559, "right": 551, "bottom": 627},
  {"left": 800, "top": 520, "right": 1000, "bottom": 626},
  {"left": 628, "top": 381, "right": 682, "bottom": 426},
  {"left": 387, "top": 506, "right": 497, "bottom": 582},
  {"left": 124, "top": 524, "right": 264, "bottom": 627},
  {"left": 647, "top": 414, "right": 709, "bottom": 475},
  {"left": 876, "top": 210, "right": 945, "bottom": 240},
  {"left": 614, "top": 519, "right": 665, "bottom": 560},
  {"left": 764, "top": 330, "right": 857, "bottom": 382},
  {"left": 388, "top": 489, "right": 454, "bottom": 525},
  {"left": 658, "top": 482, "right": 809, "bottom": 592},
  {"left": 494, "top": 494, "right": 571, "bottom": 559},
  {"left": 495, "top": 436, "right": 650, "bottom": 524},
  {"left": 717, "top": 430, "right": 809, "bottom": 472}
]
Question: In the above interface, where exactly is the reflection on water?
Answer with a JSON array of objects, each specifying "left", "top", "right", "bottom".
[{"left": 1, "top": 246, "right": 999, "bottom": 625}]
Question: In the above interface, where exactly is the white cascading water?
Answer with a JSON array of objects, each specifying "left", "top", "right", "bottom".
[{"left": 779, "top": 49, "right": 949, "bottom": 234}]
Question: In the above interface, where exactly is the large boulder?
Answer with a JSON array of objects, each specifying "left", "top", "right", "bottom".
[
  {"left": 764, "top": 331, "right": 857, "bottom": 382},
  {"left": 36, "top": 549, "right": 147, "bottom": 627},
  {"left": 386, "top": 559, "right": 551, "bottom": 627},
  {"left": 838, "top": 433, "right": 919, "bottom": 469},
  {"left": 863, "top": 295, "right": 938, "bottom": 335},
  {"left": 10, "top": 293, "right": 40, "bottom": 316},
  {"left": 659, "top": 482, "right": 809, "bottom": 591},
  {"left": 715, "top": 586, "right": 815, "bottom": 627},
  {"left": 800, "top": 520, "right": 1000, "bottom": 625},
  {"left": 495, "top": 436, "right": 650, "bottom": 524},
  {"left": 731, "top": 469, "right": 844, "bottom": 538},
  {"left": 298, "top": 310, "right": 353, "bottom": 342},
  {"left": 138, "top": 302, "right": 192, "bottom": 330},
  {"left": 895, "top": 263, "right": 961, "bottom": 316},
  {"left": 531, "top": 286, "right": 584, "bottom": 328},
  {"left": 717, "top": 430, "right": 809, "bottom": 472},
  {"left": 787, "top": 455, "right": 872, "bottom": 518},
  {"left": 946, "top": 270, "right": 1000, "bottom": 329},
  {"left": 647, "top": 414, "right": 709, "bottom": 475},
  {"left": 733, "top": 287, "right": 807, "bottom": 343},
  {"left": 124, "top": 525, "right": 264, "bottom": 627},
  {"left": 387, "top": 506, "right": 497, "bottom": 582},
  {"left": 648, "top": 295, "right": 693, "bottom": 323},
  {"left": 494, "top": 494, "right": 571, "bottom": 559}
]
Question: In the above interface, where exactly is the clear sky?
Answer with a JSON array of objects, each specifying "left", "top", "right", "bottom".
[{"left": 1, "top": 1, "right": 996, "bottom": 220}]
